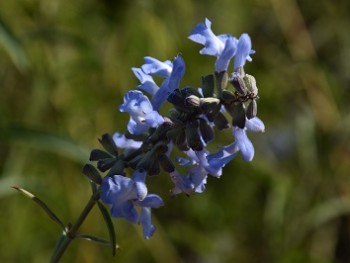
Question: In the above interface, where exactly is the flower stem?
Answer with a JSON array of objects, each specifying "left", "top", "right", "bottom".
[{"left": 50, "top": 190, "right": 100, "bottom": 263}]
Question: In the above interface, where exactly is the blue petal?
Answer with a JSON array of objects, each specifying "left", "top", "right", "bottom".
[
  {"left": 132, "top": 170, "right": 148, "bottom": 201},
  {"left": 234, "top": 33, "right": 253, "bottom": 70},
  {"left": 145, "top": 110, "right": 164, "bottom": 128},
  {"left": 151, "top": 55, "right": 185, "bottom": 111},
  {"left": 188, "top": 166, "right": 208, "bottom": 193},
  {"left": 215, "top": 36, "right": 237, "bottom": 72},
  {"left": 141, "top": 56, "right": 172, "bottom": 78},
  {"left": 132, "top": 68, "right": 159, "bottom": 96},
  {"left": 110, "top": 200, "right": 138, "bottom": 223},
  {"left": 100, "top": 175, "right": 136, "bottom": 204},
  {"left": 169, "top": 170, "right": 194, "bottom": 196},
  {"left": 134, "top": 194, "right": 164, "bottom": 208},
  {"left": 245, "top": 117, "right": 265, "bottom": 133},
  {"left": 138, "top": 207, "right": 156, "bottom": 239},
  {"left": 188, "top": 18, "right": 225, "bottom": 56},
  {"left": 113, "top": 132, "right": 142, "bottom": 149},
  {"left": 233, "top": 127, "right": 254, "bottom": 161}
]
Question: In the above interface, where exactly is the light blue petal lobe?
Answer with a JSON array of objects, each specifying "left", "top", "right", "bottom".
[
  {"left": 233, "top": 128, "right": 254, "bottom": 161},
  {"left": 245, "top": 117, "right": 265, "bottom": 133},
  {"left": 135, "top": 194, "right": 164, "bottom": 208},
  {"left": 151, "top": 55, "right": 185, "bottom": 111},
  {"left": 132, "top": 170, "right": 148, "bottom": 201},
  {"left": 113, "top": 132, "right": 142, "bottom": 149},
  {"left": 139, "top": 207, "right": 156, "bottom": 239},
  {"left": 145, "top": 110, "right": 164, "bottom": 127},
  {"left": 234, "top": 33, "right": 253, "bottom": 70},
  {"left": 215, "top": 36, "right": 237, "bottom": 72},
  {"left": 142, "top": 56, "right": 172, "bottom": 77}
]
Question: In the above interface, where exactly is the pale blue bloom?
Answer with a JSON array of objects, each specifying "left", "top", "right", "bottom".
[
  {"left": 141, "top": 56, "right": 173, "bottom": 78},
  {"left": 132, "top": 68, "right": 159, "bottom": 96},
  {"left": 207, "top": 117, "right": 264, "bottom": 164},
  {"left": 188, "top": 18, "right": 238, "bottom": 72},
  {"left": 132, "top": 55, "right": 185, "bottom": 111},
  {"left": 234, "top": 33, "right": 255, "bottom": 71},
  {"left": 113, "top": 132, "right": 142, "bottom": 149},
  {"left": 100, "top": 174, "right": 163, "bottom": 239},
  {"left": 151, "top": 55, "right": 185, "bottom": 111},
  {"left": 119, "top": 90, "right": 164, "bottom": 135}
]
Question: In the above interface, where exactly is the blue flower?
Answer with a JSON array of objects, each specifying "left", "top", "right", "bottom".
[
  {"left": 100, "top": 173, "right": 163, "bottom": 239},
  {"left": 234, "top": 33, "right": 255, "bottom": 71},
  {"left": 119, "top": 90, "right": 164, "bottom": 135},
  {"left": 132, "top": 55, "right": 186, "bottom": 111},
  {"left": 207, "top": 117, "right": 264, "bottom": 164},
  {"left": 151, "top": 55, "right": 185, "bottom": 111},
  {"left": 188, "top": 18, "right": 237, "bottom": 72},
  {"left": 113, "top": 132, "right": 142, "bottom": 149}
]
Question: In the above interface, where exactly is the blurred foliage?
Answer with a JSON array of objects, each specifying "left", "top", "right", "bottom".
[{"left": 0, "top": 0, "right": 350, "bottom": 262}]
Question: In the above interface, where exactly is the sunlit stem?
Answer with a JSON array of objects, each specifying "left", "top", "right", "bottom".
[{"left": 50, "top": 190, "right": 100, "bottom": 263}]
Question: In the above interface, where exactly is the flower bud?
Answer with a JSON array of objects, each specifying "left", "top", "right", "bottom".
[
  {"left": 230, "top": 74, "right": 248, "bottom": 96},
  {"left": 243, "top": 74, "right": 258, "bottom": 96},
  {"left": 185, "top": 95, "right": 201, "bottom": 108},
  {"left": 246, "top": 99, "right": 257, "bottom": 119}
]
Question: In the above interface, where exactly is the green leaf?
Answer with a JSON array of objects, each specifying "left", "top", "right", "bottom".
[
  {"left": 11, "top": 186, "right": 66, "bottom": 230},
  {"left": 0, "top": 125, "right": 90, "bottom": 164},
  {"left": 97, "top": 201, "right": 117, "bottom": 256},
  {"left": 82, "top": 164, "right": 102, "bottom": 184},
  {"left": 0, "top": 17, "right": 30, "bottom": 72}
]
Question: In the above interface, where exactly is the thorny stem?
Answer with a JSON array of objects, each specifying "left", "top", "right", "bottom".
[{"left": 50, "top": 190, "right": 100, "bottom": 263}]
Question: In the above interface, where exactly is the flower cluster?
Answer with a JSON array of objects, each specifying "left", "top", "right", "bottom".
[{"left": 91, "top": 18, "right": 265, "bottom": 239}]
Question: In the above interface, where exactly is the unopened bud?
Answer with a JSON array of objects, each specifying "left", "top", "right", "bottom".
[
  {"left": 230, "top": 74, "right": 248, "bottom": 96},
  {"left": 243, "top": 74, "right": 258, "bottom": 96},
  {"left": 185, "top": 95, "right": 201, "bottom": 108},
  {"left": 246, "top": 99, "right": 257, "bottom": 119}
]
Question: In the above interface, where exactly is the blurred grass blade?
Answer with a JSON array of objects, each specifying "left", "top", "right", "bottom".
[
  {"left": 11, "top": 185, "right": 66, "bottom": 230},
  {"left": 77, "top": 234, "right": 119, "bottom": 249},
  {"left": 97, "top": 201, "right": 117, "bottom": 256},
  {"left": 0, "top": 17, "right": 30, "bottom": 72},
  {"left": 0, "top": 125, "right": 89, "bottom": 164}
]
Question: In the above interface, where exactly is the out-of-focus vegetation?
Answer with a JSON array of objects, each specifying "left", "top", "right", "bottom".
[{"left": 1, "top": 0, "right": 350, "bottom": 262}]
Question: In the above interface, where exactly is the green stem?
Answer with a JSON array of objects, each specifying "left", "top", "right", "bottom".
[{"left": 50, "top": 191, "right": 100, "bottom": 263}]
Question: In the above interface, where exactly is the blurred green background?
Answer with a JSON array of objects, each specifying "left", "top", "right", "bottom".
[{"left": 1, "top": 0, "right": 350, "bottom": 262}]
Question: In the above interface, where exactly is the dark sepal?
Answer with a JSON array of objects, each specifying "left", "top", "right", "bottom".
[
  {"left": 199, "top": 118, "right": 214, "bottom": 143},
  {"left": 98, "top": 133, "right": 118, "bottom": 156},
  {"left": 158, "top": 154, "right": 175, "bottom": 173},
  {"left": 215, "top": 71, "right": 228, "bottom": 96},
  {"left": 106, "top": 159, "right": 125, "bottom": 177},
  {"left": 201, "top": 74, "right": 215, "bottom": 98},
  {"left": 186, "top": 121, "right": 203, "bottom": 151},
  {"left": 148, "top": 159, "right": 160, "bottom": 176},
  {"left": 97, "top": 158, "right": 117, "bottom": 172},
  {"left": 82, "top": 164, "right": 102, "bottom": 184},
  {"left": 232, "top": 102, "right": 246, "bottom": 129},
  {"left": 213, "top": 112, "right": 229, "bottom": 130},
  {"left": 90, "top": 149, "right": 112, "bottom": 161}
]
